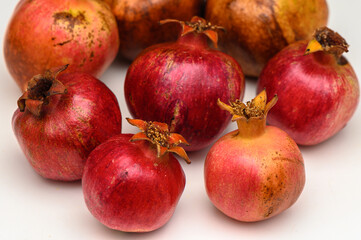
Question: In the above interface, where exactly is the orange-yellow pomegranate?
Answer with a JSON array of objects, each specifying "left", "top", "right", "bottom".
[
  {"left": 4, "top": 0, "right": 119, "bottom": 91},
  {"left": 205, "top": 0, "right": 328, "bottom": 77},
  {"left": 204, "top": 90, "right": 305, "bottom": 222}
]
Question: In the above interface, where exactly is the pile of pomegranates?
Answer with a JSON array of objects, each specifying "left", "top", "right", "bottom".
[
  {"left": 82, "top": 118, "right": 190, "bottom": 232},
  {"left": 12, "top": 65, "right": 122, "bottom": 181},
  {"left": 124, "top": 16, "right": 245, "bottom": 151},
  {"left": 5, "top": 0, "right": 360, "bottom": 236}
]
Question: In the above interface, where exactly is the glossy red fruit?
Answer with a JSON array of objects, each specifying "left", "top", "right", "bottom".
[
  {"left": 204, "top": 91, "right": 305, "bottom": 222},
  {"left": 257, "top": 27, "right": 360, "bottom": 145},
  {"left": 205, "top": 0, "right": 328, "bottom": 77},
  {"left": 4, "top": 0, "right": 119, "bottom": 91},
  {"left": 124, "top": 17, "right": 245, "bottom": 151},
  {"left": 12, "top": 65, "right": 122, "bottom": 181},
  {"left": 83, "top": 119, "right": 190, "bottom": 232},
  {"left": 104, "top": 0, "right": 203, "bottom": 60}
]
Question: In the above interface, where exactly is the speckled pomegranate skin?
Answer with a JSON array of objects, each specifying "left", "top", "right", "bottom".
[
  {"left": 12, "top": 73, "right": 122, "bottom": 181},
  {"left": 4, "top": 0, "right": 119, "bottom": 91},
  {"left": 205, "top": 0, "right": 328, "bottom": 77},
  {"left": 124, "top": 34, "right": 245, "bottom": 151},
  {"left": 257, "top": 41, "right": 360, "bottom": 145},
  {"left": 82, "top": 134, "right": 186, "bottom": 232},
  {"left": 204, "top": 126, "right": 305, "bottom": 222}
]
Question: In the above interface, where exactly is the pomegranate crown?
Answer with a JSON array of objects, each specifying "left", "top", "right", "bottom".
[
  {"left": 160, "top": 16, "right": 225, "bottom": 48},
  {"left": 126, "top": 118, "right": 191, "bottom": 164},
  {"left": 218, "top": 89, "right": 278, "bottom": 122},
  {"left": 305, "top": 26, "right": 349, "bottom": 58},
  {"left": 17, "top": 65, "right": 68, "bottom": 117}
]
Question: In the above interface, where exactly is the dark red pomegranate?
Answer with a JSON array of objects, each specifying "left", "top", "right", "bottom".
[
  {"left": 12, "top": 65, "right": 122, "bottom": 181},
  {"left": 257, "top": 27, "right": 360, "bottom": 145},
  {"left": 104, "top": 0, "right": 203, "bottom": 60},
  {"left": 124, "top": 16, "right": 245, "bottom": 151},
  {"left": 82, "top": 119, "right": 189, "bottom": 232},
  {"left": 4, "top": 0, "right": 119, "bottom": 91},
  {"left": 205, "top": 90, "right": 305, "bottom": 222}
]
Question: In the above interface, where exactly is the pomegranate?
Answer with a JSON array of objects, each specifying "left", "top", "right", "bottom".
[
  {"left": 124, "top": 16, "right": 245, "bottom": 151},
  {"left": 82, "top": 118, "right": 189, "bottom": 232},
  {"left": 257, "top": 27, "right": 360, "bottom": 145},
  {"left": 205, "top": 0, "right": 328, "bottom": 77},
  {"left": 105, "top": 0, "right": 202, "bottom": 60},
  {"left": 12, "top": 65, "right": 122, "bottom": 181},
  {"left": 204, "top": 90, "right": 305, "bottom": 222},
  {"left": 4, "top": 0, "right": 119, "bottom": 91}
]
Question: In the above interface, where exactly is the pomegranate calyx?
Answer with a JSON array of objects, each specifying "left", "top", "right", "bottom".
[
  {"left": 127, "top": 118, "right": 191, "bottom": 164},
  {"left": 218, "top": 90, "right": 278, "bottom": 122},
  {"left": 160, "top": 16, "right": 224, "bottom": 48},
  {"left": 305, "top": 27, "right": 349, "bottom": 58},
  {"left": 17, "top": 65, "right": 68, "bottom": 116}
]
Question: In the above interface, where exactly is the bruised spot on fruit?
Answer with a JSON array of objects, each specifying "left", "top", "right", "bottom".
[
  {"left": 272, "top": 156, "right": 304, "bottom": 167},
  {"left": 89, "top": 51, "right": 94, "bottom": 62},
  {"left": 166, "top": 60, "right": 175, "bottom": 71},
  {"left": 53, "top": 10, "right": 88, "bottom": 33},
  {"left": 264, "top": 206, "right": 273, "bottom": 217},
  {"left": 87, "top": 32, "right": 95, "bottom": 48},
  {"left": 97, "top": 10, "right": 110, "bottom": 32},
  {"left": 168, "top": 99, "right": 187, "bottom": 133},
  {"left": 54, "top": 39, "right": 72, "bottom": 46},
  {"left": 261, "top": 166, "right": 287, "bottom": 217}
]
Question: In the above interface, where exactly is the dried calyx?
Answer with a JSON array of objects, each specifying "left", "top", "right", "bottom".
[
  {"left": 218, "top": 90, "right": 278, "bottom": 138},
  {"left": 127, "top": 118, "right": 191, "bottom": 163},
  {"left": 305, "top": 26, "right": 349, "bottom": 59},
  {"left": 218, "top": 90, "right": 278, "bottom": 122},
  {"left": 17, "top": 65, "right": 68, "bottom": 117},
  {"left": 160, "top": 16, "right": 225, "bottom": 48}
]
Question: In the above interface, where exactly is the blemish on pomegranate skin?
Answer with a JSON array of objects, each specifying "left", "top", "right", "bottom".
[
  {"left": 89, "top": 51, "right": 94, "bottom": 62},
  {"left": 53, "top": 11, "right": 88, "bottom": 32},
  {"left": 97, "top": 11, "right": 110, "bottom": 32},
  {"left": 272, "top": 156, "right": 304, "bottom": 166},
  {"left": 264, "top": 206, "right": 273, "bottom": 217},
  {"left": 53, "top": 39, "right": 72, "bottom": 47}
]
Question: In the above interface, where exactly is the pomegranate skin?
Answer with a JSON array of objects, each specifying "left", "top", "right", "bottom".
[
  {"left": 82, "top": 134, "right": 186, "bottom": 232},
  {"left": 4, "top": 0, "right": 119, "bottom": 91},
  {"left": 257, "top": 41, "right": 360, "bottom": 145},
  {"left": 204, "top": 126, "right": 305, "bottom": 222},
  {"left": 124, "top": 34, "right": 244, "bottom": 151},
  {"left": 205, "top": 0, "right": 328, "bottom": 77},
  {"left": 106, "top": 0, "right": 202, "bottom": 60},
  {"left": 12, "top": 73, "right": 122, "bottom": 181}
]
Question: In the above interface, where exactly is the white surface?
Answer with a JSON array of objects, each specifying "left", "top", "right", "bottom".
[{"left": 1, "top": 1, "right": 361, "bottom": 239}]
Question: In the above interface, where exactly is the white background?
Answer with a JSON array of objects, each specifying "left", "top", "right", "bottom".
[{"left": 1, "top": 1, "right": 361, "bottom": 239}]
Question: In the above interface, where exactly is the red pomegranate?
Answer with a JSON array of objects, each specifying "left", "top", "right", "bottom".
[
  {"left": 83, "top": 119, "right": 189, "bottom": 232},
  {"left": 257, "top": 27, "right": 360, "bottom": 145},
  {"left": 124, "top": 17, "right": 245, "bottom": 151},
  {"left": 4, "top": 0, "right": 119, "bottom": 91},
  {"left": 204, "top": 90, "right": 305, "bottom": 221},
  {"left": 12, "top": 65, "right": 122, "bottom": 181}
]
